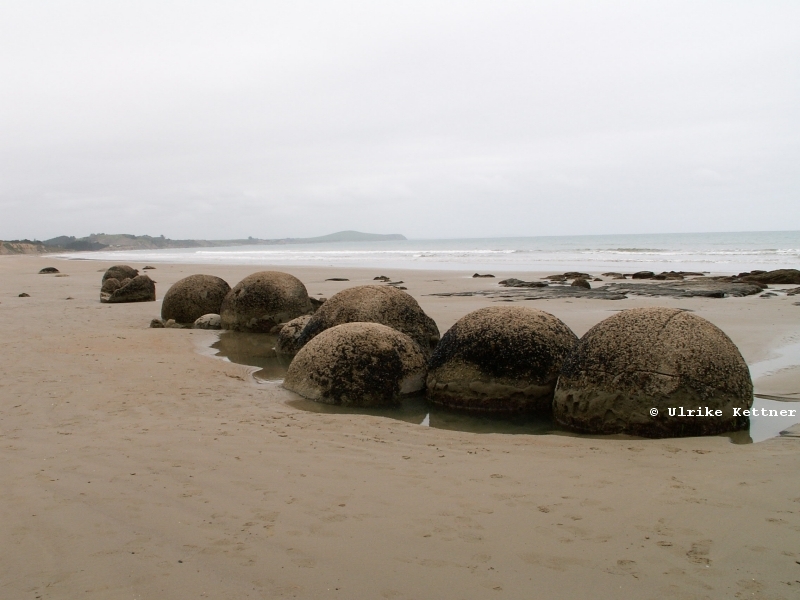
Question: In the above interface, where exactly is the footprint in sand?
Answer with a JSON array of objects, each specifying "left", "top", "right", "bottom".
[{"left": 686, "top": 540, "right": 712, "bottom": 565}]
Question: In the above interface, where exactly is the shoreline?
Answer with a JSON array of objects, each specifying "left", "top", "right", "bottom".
[{"left": 2, "top": 254, "right": 800, "bottom": 598}]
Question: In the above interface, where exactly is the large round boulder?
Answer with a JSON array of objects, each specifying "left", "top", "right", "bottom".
[
  {"left": 284, "top": 322, "right": 427, "bottom": 407},
  {"left": 553, "top": 307, "right": 752, "bottom": 438},
  {"left": 426, "top": 306, "right": 578, "bottom": 413},
  {"left": 295, "top": 285, "right": 440, "bottom": 356},
  {"left": 161, "top": 274, "right": 231, "bottom": 324},
  {"left": 220, "top": 271, "right": 313, "bottom": 333},
  {"left": 102, "top": 265, "right": 139, "bottom": 283}
]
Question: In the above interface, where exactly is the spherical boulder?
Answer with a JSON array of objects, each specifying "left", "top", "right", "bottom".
[
  {"left": 220, "top": 271, "right": 313, "bottom": 333},
  {"left": 426, "top": 307, "right": 578, "bottom": 413},
  {"left": 295, "top": 285, "right": 440, "bottom": 356},
  {"left": 284, "top": 322, "right": 427, "bottom": 407},
  {"left": 102, "top": 265, "right": 139, "bottom": 283},
  {"left": 161, "top": 274, "right": 231, "bottom": 324},
  {"left": 275, "top": 314, "right": 312, "bottom": 355},
  {"left": 553, "top": 307, "right": 752, "bottom": 438}
]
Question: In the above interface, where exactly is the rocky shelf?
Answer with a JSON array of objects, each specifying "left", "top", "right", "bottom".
[{"left": 428, "top": 280, "right": 765, "bottom": 301}]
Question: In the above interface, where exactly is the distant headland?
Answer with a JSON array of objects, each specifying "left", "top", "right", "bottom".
[{"left": 0, "top": 230, "right": 406, "bottom": 254}]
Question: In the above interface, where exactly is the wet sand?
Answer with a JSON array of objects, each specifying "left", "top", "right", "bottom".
[{"left": 1, "top": 255, "right": 799, "bottom": 599}]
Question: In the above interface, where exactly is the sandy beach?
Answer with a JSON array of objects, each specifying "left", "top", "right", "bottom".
[{"left": 1, "top": 254, "right": 799, "bottom": 599}]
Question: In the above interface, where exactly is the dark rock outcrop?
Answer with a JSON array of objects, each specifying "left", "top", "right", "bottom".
[
  {"left": 426, "top": 307, "right": 577, "bottom": 413},
  {"left": 737, "top": 269, "right": 800, "bottom": 285},
  {"left": 553, "top": 307, "right": 752, "bottom": 438},
  {"left": 498, "top": 278, "right": 548, "bottom": 288},
  {"left": 631, "top": 271, "right": 655, "bottom": 279},
  {"left": 294, "top": 285, "right": 440, "bottom": 356},
  {"left": 102, "top": 275, "right": 156, "bottom": 303},
  {"left": 161, "top": 274, "right": 231, "bottom": 324},
  {"left": 220, "top": 271, "right": 313, "bottom": 333},
  {"left": 571, "top": 278, "right": 591, "bottom": 289},
  {"left": 38, "top": 267, "right": 59, "bottom": 274},
  {"left": 284, "top": 322, "right": 427, "bottom": 407}
]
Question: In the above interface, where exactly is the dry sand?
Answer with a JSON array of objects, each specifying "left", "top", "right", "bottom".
[{"left": 1, "top": 255, "right": 799, "bottom": 599}]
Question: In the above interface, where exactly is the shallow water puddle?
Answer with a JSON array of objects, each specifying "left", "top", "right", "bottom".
[
  {"left": 210, "top": 332, "right": 800, "bottom": 442},
  {"left": 211, "top": 332, "right": 292, "bottom": 381}
]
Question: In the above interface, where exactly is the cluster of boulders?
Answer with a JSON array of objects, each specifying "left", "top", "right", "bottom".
[
  {"left": 280, "top": 288, "right": 751, "bottom": 438},
  {"left": 151, "top": 269, "right": 754, "bottom": 439},
  {"left": 100, "top": 265, "right": 156, "bottom": 303},
  {"left": 149, "top": 270, "right": 316, "bottom": 331}
]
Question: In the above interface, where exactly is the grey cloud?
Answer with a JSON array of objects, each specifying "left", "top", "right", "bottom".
[{"left": 1, "top": 1, "right": 798, "bottom": 240}]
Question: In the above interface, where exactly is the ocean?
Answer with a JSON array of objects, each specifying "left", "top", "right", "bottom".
[{"left": 59, "top": 230, "right": 800, "bottom": 274}]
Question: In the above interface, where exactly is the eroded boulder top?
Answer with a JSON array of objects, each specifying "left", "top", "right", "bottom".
[
  {"left": 102, "top": 265, "right": 139, "bottom": 283},
  {"left": 296, "top": 285, "right": 440, "bottom": 356},
  {"left": 220, "top": 271, "right": 313, "bottom": 333}
]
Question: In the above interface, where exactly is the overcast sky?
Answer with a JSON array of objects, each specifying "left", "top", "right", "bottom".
[{"left": 1, "top": 1, "right": 798, "bottom": 241}]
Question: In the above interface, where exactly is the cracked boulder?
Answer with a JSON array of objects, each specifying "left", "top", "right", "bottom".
[
  {"left": 426, "top": 307, "right": 577, "bottom": 414},
  {"left": 553, "top": 307, "right": 752, "bottom": 438},
  {"left": 101, "top": 274, "right": 156, "bottom": 303},
  {"left": 102, "top": 265, "right": 139, "bottom": 283}
]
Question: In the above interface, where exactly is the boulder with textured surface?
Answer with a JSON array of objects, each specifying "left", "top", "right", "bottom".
[
  {"left": 295, "top": 285, "right": 440, "bottom": 356},
  {"left": 275, "top": 315, "right": 312, "bottom": 355},
  {"left": 38, "top": 267, "right": 59, "bottom": 274},
  {"left": 220, "top": 271, "right": 313, "bottom": 333},
  {"left": 193, "top": 314, "right": 222, "bottom": 330},
  {"left": 553, "top": 307, "right": 752, "bottom": 438},
  {"left": 426, "top": 307, "right": 578, "bottom": 413},
  {"left": 102, "top": 265, "right": 139, "bottom": 283},
  {"left": 101, "top": 274, "right": 156, "bottom": 303},
  {"left": 284, "top": 322, "right": 427, "bottom": 407},
  {"left": 161, "top": 274, "right": 231, "bottom": 324}
]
